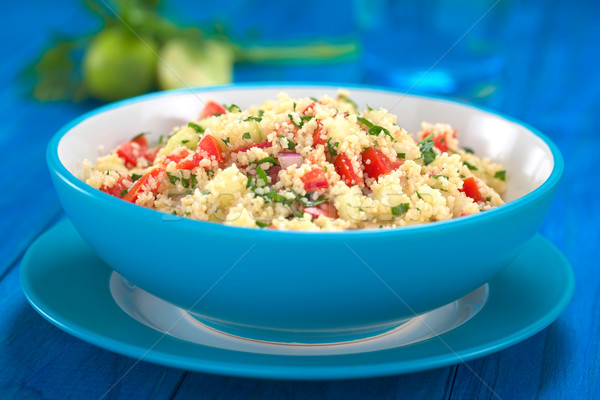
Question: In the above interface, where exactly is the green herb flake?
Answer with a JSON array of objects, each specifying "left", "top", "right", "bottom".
[
  {"left": 256, "top": 221, "right": 270, "bottom": 228},
  {"left": 244, "top": 116, "right": 262, "bottom": 122},
  {"left": 327, "top": 138, "right": 339, "bottom": 156},
  {"left": 222, "top": 137, "right": 231, "bottom": 147},
  {"left": 131, "top": 173, "right": 143, "bottom": 182},
  {"left": 294, "top": 211, "right": 305, "bottom": 218},
  {"left": 397, "top": 152, "right": 405, "bottom": 159},
  {"left": 416, "top": 191, "right": 423, "bottom": 200},
  {"left": 166, "top": 172, "right": 180, "bottom": 185},
  {"left": 119, "top": 189, "right": 128, "bottom": 197},
  {"left": 486, "top": 196, "right": 492, "bottom": 202},
  {"left": 279, "top": 135, "right": 296, "bottom": 150},
  {"left": 366, "top": 104, "right": 374, "bottom": 111},
  {"left": 224, "top": 104, "right": 241, "bottom": 113},
  {"left": 256, "top": 166, "right": 268, "bottom": 185},
  {"left": 246, "top": 175, "right": 255, "bottom": 189},
  {"left": 242, "top": 132, "right": 251, "bottom": 140},
  {"left": 188, "top": 122, "right": 204, "bottom": 133},
  {"left": 418, "top": 133, "right": 436, "bottom": 165},
  {"left": 181, "top": 140, "right": 189, "bottom": 144},
  {"left": 431, "top": 174, "right": 449, "bottom": 179},
  {"left": 106, "top": 170, "right": 110, "bottom": 175},
  {"left": 357, "top": 116, "right": 374, "bottom": 129},
  {"left": 293, "top": 102, "right": 297, "bottom": 111},
  {"left": 391, "top": 203, "right": 410, "bottom": 216},
  {"left": 249, "top": 156, "right": 280, "bottom": 167},
  {"left": 463, "top": 161, "right": 478, "bottom": 171},
  {"left": 494, "top": 170, "right": 506, "bottom": 181},
  {"left": 368, "top": 125, "right": 394, "bottom": 141},
  {"left": 463, "top": 147, "right": 475, "bottom": 154},
  {"left": 258, "top": 109, "right": 265, "bottom": 117},
  {"left": 309, "top": 97, "right": 319, "bottom": 102}
]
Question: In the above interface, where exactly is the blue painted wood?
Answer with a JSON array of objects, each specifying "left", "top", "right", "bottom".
[{"left": 0, "top": 0, "right": 598, "bottom": 398}]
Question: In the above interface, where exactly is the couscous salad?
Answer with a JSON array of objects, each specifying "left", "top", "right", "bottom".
[{"left": 83, "top": 91, "right": 506, "bottom": 230}]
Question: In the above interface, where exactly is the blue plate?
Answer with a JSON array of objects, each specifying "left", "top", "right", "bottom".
[{"left": 20, "top": 219, "right": 574, "bottom": 380}]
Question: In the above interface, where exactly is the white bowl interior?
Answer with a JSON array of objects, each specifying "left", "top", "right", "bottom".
[{"left": 58, "top": 86, "right": 555, "bottom": 203}]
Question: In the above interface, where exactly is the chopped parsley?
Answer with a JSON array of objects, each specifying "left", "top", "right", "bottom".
[
  {"left": 188, "top": 122, "right": 204, "bottom": 133},
  {"left": 327, "top": 138, "right": 339, "bottom": 156},
  {"left": 431, "top": 174, "right": 449, "bottom": 179},
  {"left": 223, "top": 104, "right": 241, "bottom": 113},
  {"left": 242, "top": 132, "right": 251, "bottom": 140},
  {"left": 255, "top": 166, "right": 268, "bottom": 185},
  {"left": 309, "top": 96, "right": 319, "bottom": 102},
  {"left": 249, "top": 156, "right": 280, "bottom": 167},
  {"left": 293, "top": 102, "right": 297, "bottom": 111},
  {"left": 243, "top": 116, "right": 262, "bottom": 122},
  {"left": 256, "top": 221, "right": 269, "bottom": 228},
  {"left": 416, "top": 191, "right": 423, "bottom": 200},
  {"left": 280, "top": 135, "right": 296, "bottom": 150},
  {"left": 166, "top": 172, "right": 180, "bottom": 185},
  {"left": 397, "top": 152, "right": 405, "bottom": 159},
  {"left": 418, "top": 133, "right": 436, "bottom": 165},
  {"left": 119, "top": 189, "right": 128, "bottom": 197},
  {"left": 181, "top": 139, "right": 189, "bottom": 144},
  {"left": 463, "top": 161, "right": 478, "bottom": 171},
  {"left": 294, "top": 211, "right": 305, "bottom": 218},
  {"left": 486, "top": 196, "right": 492, "bottom": 202},
  {"left": 246, "top": 175, "right": 255, "bottom": 189},
  {"left": 131, "top": 173, "right": 143, "bottom": 182},
  {"left": 288, "top": 114, "right": 313, "bottom": 129},
  {"left": 357, "top": 116, "right": 394, "bottom": 141},
  {"left": 391, "top": 203, "right": 410, "bottom": 216},
  {"left": 222, "top": 137, "right": 231, "bottom": 147},
  {"left": 366, "top": 104, "right": 374, "bottom": 111},
  {"left": 357, "top": 116, "right": 373, "bottom": 128},
  {"left": 494, "top": 170, "right": 506, "bottom": 181},
  {"left": 463, "top": 147, "right": 475, "bottom": 154},
  {"left": 258, "top": 109, "right": 265, "bottom": 117},
  {"left": 298, "top": 193, "right": 328, "bottom": 207}
]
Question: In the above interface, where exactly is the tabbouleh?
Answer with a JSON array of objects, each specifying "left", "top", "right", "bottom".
[{"left": 83, "top": 91, "right": 507, "bottom": 231}]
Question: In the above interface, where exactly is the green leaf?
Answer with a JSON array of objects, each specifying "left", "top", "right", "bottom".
[
  {"left": 222, "top": 137, "right": 231, "bottom": 147},
  {"left": 131, "top": 173, "right": 143, "bottom": 181},
  {"left": 244, "top": 116, "right": 262, "bottom": 122},
  {"left": 391, "top": 203, "right": 409, "bottom": 216},
  {"left": 223, "top": 103, "right": 241, "bottom": 113},
  {"left": 166, "top": 172, "right": 180, "bottom": 184},
  {"left": 242, "top": 132, "right": 251, "bottom": 139},
  {"left": 463, "top": 161, "right": 478, "bottom": 171},
  {"left": 256, "top": 221, "right": 269, "bottom": 228},
  {"left": 337, "top": 93, "right": 358, "bottom": 111},
  {"left": 188, "top": 122, "right": 204, "bottom": 133},
  {"left": 418, "top": 133, "right": 436, "bottom": 165},
  {"left": 494, "top": 170, "right": 506, "bottom": 181},
  {"left": 249, "top": 156, "right": 280, "bottom": 167},
  {"left": 256, "top": 166, "right": 268, "bottom": 185},
  {"left": 327, "top": 138, "right": 339, "bottom": 156},
  {"left": 463, "top": 146, "right": 475, "bottom": 154},
  {"left": 131, "top": 132, "right": 147, "bottom": 141},
  {"left": 280, "top": 135, "right": 296, "bottom": 150},
  {"left": 397, "top": 152, "right": 405, "bottom": 159},
  {"left": 357, "top": 116, "right": 374, "bottom": 129},
  {"left": 119, "top": 189, "right": 128, "bottom": 197}
]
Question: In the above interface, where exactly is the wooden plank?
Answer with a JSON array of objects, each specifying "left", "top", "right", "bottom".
[
  {"left": 171, "top": 367, "right": 457, "bottom": 400},
  {"left": 0, "top": 264, "right": 186, "bottom": 400}
]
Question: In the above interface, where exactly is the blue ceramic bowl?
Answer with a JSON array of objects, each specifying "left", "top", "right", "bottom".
[{"left": 47, "top": 84, "right": 563, "bottom": 344}]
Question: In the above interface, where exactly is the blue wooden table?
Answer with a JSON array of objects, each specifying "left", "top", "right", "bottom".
[{"left": 1, "top": 1, "right": 599, "bottom": 398}]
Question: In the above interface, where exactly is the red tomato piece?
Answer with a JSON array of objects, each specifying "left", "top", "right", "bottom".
[
  {"left": 198, "top": 134, "right": 225, "bottom": 164},
  {"left": 116, "top": 141, "right": 139, "bottom": 168},
  {"left": 361, "top": 147, "right": 403, "bottom": 180},
  {"left": 165, "top": 148, "right": 190, "bottom": 165},
  {"left": 177, "top": 152, "right": 203, "bottom": 170},
  {"left": 312, "top": 123, "right": 327, "bottom": 146},
  {"left": 131, "top": 134, "right": 148, "bottom": 148},
  {"left": 144, "top": 147, "right": 160, "bottom": 163},
  {"left": 460, "top": 176, "right": 484, "bottom": 203},
  {"left": 303, "top": 201, "right": 338, "bottom": 219},
  {"left": 334, "top": 153, "right": 361, "bottom": 186},
  {"left": 100, "top": 174, "right": 132, "bottom": 198},
  {"left": 199, "top": 101, "right": 227, "bottom": 118},
  {"left": 232, "top": 141, "right": 273, "bottom": 153},
  {"left": 302, "top": 101, "right": 319, "bottom": 115},
  {"left": 301, "top": 168, "right": 329, "bottom": 191},
  {"left": 122, "top": 168, "right": 165, "bottom": 203}
]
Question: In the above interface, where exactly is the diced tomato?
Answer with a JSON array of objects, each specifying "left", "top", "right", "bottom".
[
  {"left": 177, "top": 152, "right": 203, "bottom": 170},
  {"left": 198, "top": 134, "right": 225, "bottom": 164},
  {"left": 165, "top": 148, "right": 190, "bottom": 165},
  {"left": 144, "top": 147, "right": 160, "bottom": 163},
  {"left": 116, "top": 141, "right": 140, "bottom": 168},
  {"left": 303, "top": 201, "right": 338, "bottom": 219},
  {"left": 303, "top": 101, "right": 319, "bottom": 115},
  {"left": 460, "top": 176, "right": 484, "bottom": 203},
  {"left": 122, "top": 168, "right": 165, "bottom": 203},
  {"left": 100, "top": 174, "right": 132, "bottom": 198},
  {"left": 233, "top": 141, "right": 273, "bottom": 153},
  {"left": 334, "top": 153, "right": 361, "bottom": 186},
  {"left": 422, "top": 129, "right": 455, "bottom": 153},
  {"left": 361, "top": 147, "right": 403, "bottom": 181},
  {"left": 312, "top": 123, "right": 327, "bottom": 146},
  {"left": 199, "top": 100, "right": 227, "bottom": 118},
  {"left": 131, "top": 134, "right": 148, "bottom": 147},
  {"left": 301, "top": 168, "right": 329, "bottom": 191}
]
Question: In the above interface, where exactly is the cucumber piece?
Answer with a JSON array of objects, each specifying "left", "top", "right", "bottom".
[{"left": 158, "top": 126, "right": 200, "bottom": 157}]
